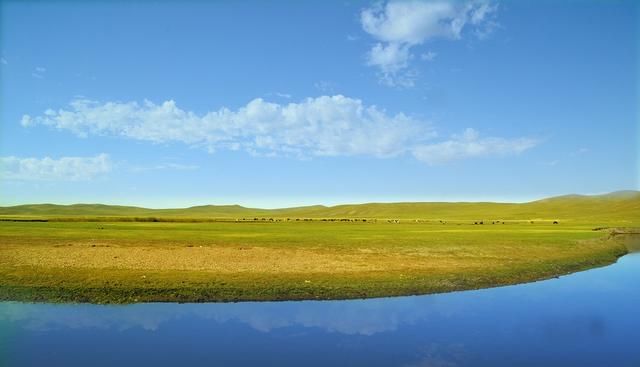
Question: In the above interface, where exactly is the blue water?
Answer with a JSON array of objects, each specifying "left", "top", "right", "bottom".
[{"left": 1, "top": 253, "right": 639, "bottom": 366}]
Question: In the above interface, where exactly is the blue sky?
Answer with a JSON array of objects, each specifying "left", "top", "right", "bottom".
[{"left": 0, "top": 0, "right": 638, "bottom": 208}]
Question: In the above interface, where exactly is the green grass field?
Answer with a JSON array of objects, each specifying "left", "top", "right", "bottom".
[{"left": 0, "top": 191, "right": 638, "bottom": 303}]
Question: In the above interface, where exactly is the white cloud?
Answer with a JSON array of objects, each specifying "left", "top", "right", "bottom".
[
  {"left": 412, "top": 128, "right": 537, "bottom": 165},
  {"left": 1, "top": 57, "right": 7, "bottom": 65},
  {"left": 366, "top": 42, "right": 418, "bottom": 87},
  {"left": 22, "top": 96, "right": 436, "bottom": 159},
  {"left": 361, "top": 0, "right": 498, "bottom": 86},
  {"left": 0, "top": 154, "right": 112, "bottom": 181},
  {"left": 367, "top": 42, "right": 412, "bottom": 74},
  {"left": 22, "top": 98, "right": 537, "bottom": 164}
]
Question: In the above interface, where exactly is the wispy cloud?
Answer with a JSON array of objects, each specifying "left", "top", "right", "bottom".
[
  {"left": 22, "top": 97, "right": 536, "bottom": 164},
  {"left": 412, "top": 128, "right": 537, "bottom": 165},
  {"left": 274, "top": 92, "right": 292, "bottom": 99},
  {"left": 420, "top": 51, "right": 437, "bottom": 61},
  {"left": 570, "top": 147, "right": 589, "bottom": 157},
  {"left": 0, "top": 154, "right": 112, "bottom": 181},
  {"left": 31, "top": 66, "right": 46, "bottom": 79},
  {"left": 130, "top": 163, "right": 199, "bottom": 173},
  {"left": 314, "top": 80, "right": 338, "bottom": 93},
  {"left": 0, "top": 57, "right": 7, "bottom": 65},
  {"left": 361, "top": 0, "right": 498, "bottom": 86}
]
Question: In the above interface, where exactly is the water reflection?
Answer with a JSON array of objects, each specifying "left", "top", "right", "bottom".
[
  {"left": 1, "top": 253, "right": 639, "bottom": 367},
  {"left": 0, "top": 297, "right": 450, "bottom": 335}
]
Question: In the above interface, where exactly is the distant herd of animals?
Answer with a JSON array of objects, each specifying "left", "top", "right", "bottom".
[
  {"left": 472, "top": 220, "right": 559, "bottom": 225},
  {"left": 0, "top": 217, "right": 559, "bottom": 224},
  {"left": 231, "top": 218, "right": 560, "bottom": 225}
]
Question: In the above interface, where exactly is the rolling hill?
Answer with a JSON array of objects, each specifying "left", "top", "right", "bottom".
[{"left": 0, "top": 190, "right": 638, "bottom": 223}]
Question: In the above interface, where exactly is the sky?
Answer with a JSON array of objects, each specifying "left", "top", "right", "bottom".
[{"left": 0, "top": 0, "right": 638, "bottom": 208}]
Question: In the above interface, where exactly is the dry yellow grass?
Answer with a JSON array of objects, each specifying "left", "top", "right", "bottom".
[{"left": 1, "top": 242, "right": 517, "bottom": 273}]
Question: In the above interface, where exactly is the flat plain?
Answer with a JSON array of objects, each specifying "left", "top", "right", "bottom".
[{"left": 0, "top": 191, "right": 638, "bottom": 303}]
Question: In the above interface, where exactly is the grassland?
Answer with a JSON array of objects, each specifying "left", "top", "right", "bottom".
[{"left": 0, "top": 191, "right": 638, "bottom": 303}]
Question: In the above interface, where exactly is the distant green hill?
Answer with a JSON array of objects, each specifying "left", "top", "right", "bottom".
[{"left": 1, "top": 191, "right": 638, "bottom": 223}]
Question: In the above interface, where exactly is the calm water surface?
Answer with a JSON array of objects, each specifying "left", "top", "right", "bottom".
[{"left": 1, "top": 246, "right": 639, "bottom": 366}]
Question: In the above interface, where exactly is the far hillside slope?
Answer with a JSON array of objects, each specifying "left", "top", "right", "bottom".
[{"left": 0, "top": 191, "right": 638, "bottom": 223}]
